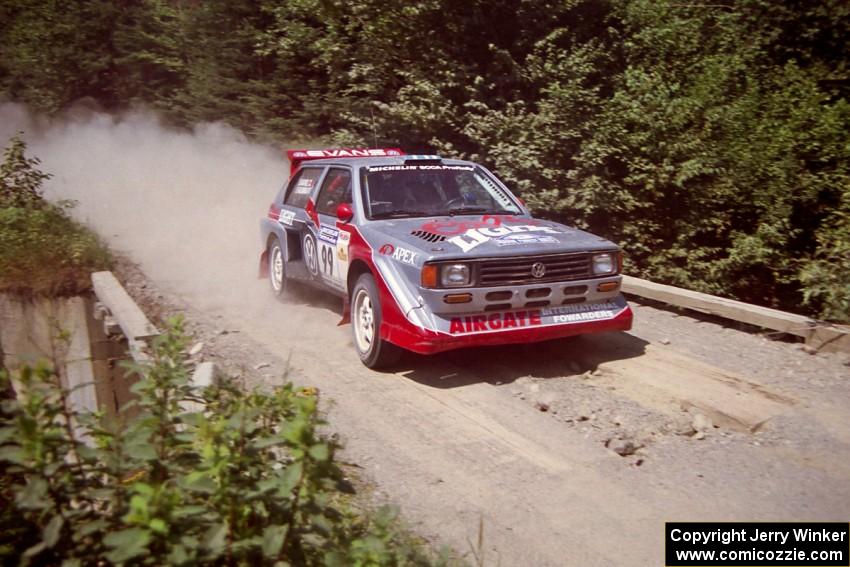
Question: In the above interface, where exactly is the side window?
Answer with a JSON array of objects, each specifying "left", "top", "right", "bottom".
[
  {"left": 315, "top": 168, "right": 352, "bottom": 216},
  {"left": 284, "top": 168, "right": 323, "bottom": 208}
]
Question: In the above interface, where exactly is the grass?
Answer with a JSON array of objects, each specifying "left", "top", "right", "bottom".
[{"left": 0, "top": 202, "right": 112, "bottom": 296}]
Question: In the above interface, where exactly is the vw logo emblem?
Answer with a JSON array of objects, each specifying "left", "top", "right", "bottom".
[{"left": 531, "top": 262, "right": 546, "bottom": 278}]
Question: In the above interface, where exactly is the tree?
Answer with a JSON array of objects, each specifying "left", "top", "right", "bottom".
[{"left": 0, "top": 0, "right": 120, "bottom": 112}]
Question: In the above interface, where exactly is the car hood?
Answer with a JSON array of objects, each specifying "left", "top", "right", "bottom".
[{"left": 362, "top": 215, "right": 618, "bottom": 261}]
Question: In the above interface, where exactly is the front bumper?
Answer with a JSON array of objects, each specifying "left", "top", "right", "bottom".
[
  {"left": 381, "top": 295, "right": 634, "bottom": 355},
  {"left": 419, "top": 274, "right": 623, "bottom": 315}
]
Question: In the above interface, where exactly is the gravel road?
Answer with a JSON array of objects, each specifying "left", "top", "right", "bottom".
[{"left": 117, "top": 265, "right": 849, "bottom": 566}]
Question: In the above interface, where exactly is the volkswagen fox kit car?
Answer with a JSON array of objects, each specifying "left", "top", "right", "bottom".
[{"left": 259, "top": 148, "right": 633, "bottom": 368}]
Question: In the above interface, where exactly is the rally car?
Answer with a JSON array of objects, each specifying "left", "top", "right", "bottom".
[{"left": 259, "top": 148, "right": 633, "bottom": 368}]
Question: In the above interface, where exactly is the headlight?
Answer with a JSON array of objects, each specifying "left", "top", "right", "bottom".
[
  {"left": 440, "top": 264, "right": 471, "bottom": 287},
  {"left": 592, "top": 253, "right": 616, "bottom": 275}
]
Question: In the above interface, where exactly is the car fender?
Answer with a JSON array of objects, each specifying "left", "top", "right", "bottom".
[
  {"left": 340, "top": 223, "right": 429, "bottom": 342},
  {"left": 259, "top": 210, "right": 293, "bottom": 278}
]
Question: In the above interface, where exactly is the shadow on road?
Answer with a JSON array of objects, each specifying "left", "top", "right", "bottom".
[
  {"left": 282, "top": 282, "right": 345, "bottom": 314},
  {"left": 281, "top": 283, "right": 650, "bottom": 388},
  {"left": 394, "top": 331, "right": 649, "bottom": 389}
]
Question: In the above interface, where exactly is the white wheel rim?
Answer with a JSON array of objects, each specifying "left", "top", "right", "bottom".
[
  {"left": 271, "top": 245, "right": 283, "bottom": 291},
  {"left": 353, "top": 289, "right": 375, "bottom": 354}
]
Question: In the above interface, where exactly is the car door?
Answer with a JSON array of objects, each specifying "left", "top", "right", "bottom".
[
  {"left": 312, "top": 167, "right": 353, "bottom": 292},
  {"left": 276, "top": 166, "right": 326, "bottom": 279},
  {"left": 279, "top": 166, "right": 324, "bottom": 234}
]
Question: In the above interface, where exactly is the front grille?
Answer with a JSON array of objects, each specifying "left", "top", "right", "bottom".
[
  {"left": 477, "top": 253, "right": 592, "bottom": 286},
  {"left": 562, "top": 285, "right": 588, "bottom": 296},
  {"left": 525, "top": 287, "right": 551, "bottom": 298}
]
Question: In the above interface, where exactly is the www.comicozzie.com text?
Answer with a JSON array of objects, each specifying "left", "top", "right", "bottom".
[{"left": 670, "top": 526, "right": 848, "bottom": 546}]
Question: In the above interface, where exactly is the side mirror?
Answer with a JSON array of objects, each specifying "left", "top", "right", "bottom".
[{"left": 337, "top": 202, "right": 354, "bottom": 223}]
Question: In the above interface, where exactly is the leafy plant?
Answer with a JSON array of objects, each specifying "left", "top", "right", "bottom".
[
  {"left": 800, "top": 208, "right": 850, "bottom": 321},
  {"left": 0, "top": 134, "right": 50, "bottom": 209},
  {"left": 0, "top": 318, "right": 445, "bottom": 566},
  {"left": 0, "top": 134, "right": 111, "bottom": 296}
]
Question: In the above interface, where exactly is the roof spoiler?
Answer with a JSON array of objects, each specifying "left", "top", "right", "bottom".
[{"left": 286, "top": 148, "right": 405, "bottom": 176}]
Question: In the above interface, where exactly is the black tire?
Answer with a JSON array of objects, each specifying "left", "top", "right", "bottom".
[
  {"left": 350, "top": 274, "right": 402, "bottom": 369},
  {"left": 268, "top": 237, "right": 288, "bottom": 299}
]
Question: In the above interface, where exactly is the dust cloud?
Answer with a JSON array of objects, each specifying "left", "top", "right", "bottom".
[{"left": 0, "top": 102, "right": 304, "bottom": 320}]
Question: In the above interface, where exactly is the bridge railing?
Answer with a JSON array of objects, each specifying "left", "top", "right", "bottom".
[
  {"left": 622, "top": 275, "right": 849, "bottom": 354},
  {"left": 91, "top": 271, "right": 218, "bottom": 414}
]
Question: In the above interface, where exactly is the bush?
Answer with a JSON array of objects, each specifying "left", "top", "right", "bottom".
[
  {"left": 0, "top": 318, "right": 443, "bottom": 566},
  {"left": 800, "top": 208, "right": 850, "bottom": 322},
  {"left": 0, "top": 134, "right": 111, "bottom": 296},
  {"left": 0, "top": 135, "right": 50, "bottom": 209}
]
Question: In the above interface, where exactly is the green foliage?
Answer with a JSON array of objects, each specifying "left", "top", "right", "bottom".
[
  {"left": 0, "top": 0, "right": 121, "bottom": 112},
  {"left": 0, "top": 202, "right": 112, "bottom": 296},
  {"left": 800, "top": 206, "right": 850, "bottom": 321},
  {"left": 0, "top": 135, "right": 111, "bottom": 296},
  {"left": 111, "top": 0, "right": 191, "bottom": 115},
  {"left": 0, "top": 318, "right": 444, "bottom": 566},
  {"left": 0, "top": 134, "right": 50, "bottom": 208},
  {"left": 0, "top": 0, "right": 848, "bottom": 321},
  {"left": 567, "top": 1, "right": 849, "bottom": 320}
]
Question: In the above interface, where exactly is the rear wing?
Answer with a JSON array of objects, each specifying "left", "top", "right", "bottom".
[{"left": 286, "top": 148, "right": 405, "bottom": 177}]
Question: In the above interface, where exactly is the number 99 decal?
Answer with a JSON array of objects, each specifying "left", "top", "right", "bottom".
[
  {"left": 320, "top": 243, "right": 335, "bottom": 277},
  {"left": 305, "top": 229, "right": 347, "bottom": 286}
]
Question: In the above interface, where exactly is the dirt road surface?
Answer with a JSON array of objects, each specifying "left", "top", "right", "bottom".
[{"left": 13, "top": 110, "right": 850, "bottom": 566}]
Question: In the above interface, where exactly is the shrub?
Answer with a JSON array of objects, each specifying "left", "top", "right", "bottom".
[
  {"left": 0, "top": 135, "right": 50, "bottom": 209},
  {"left": 0, "top": 134, "right": 111, "bottom": 296},
  {"left": 800, "top": 208, "right": 850, "bottom": 322},
  {"left": 0, "top": 318, "right": 443, "bottom": 566}
]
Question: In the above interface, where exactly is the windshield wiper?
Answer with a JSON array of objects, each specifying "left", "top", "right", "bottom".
[
  {"left": 446, "top": 205, "right": 495, "bottom": 216},
  {"left": 370, "top": 210, "right": 429, "bottom": 219}
]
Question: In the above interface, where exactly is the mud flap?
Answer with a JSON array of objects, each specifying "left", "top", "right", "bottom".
[
  {"left": 338, "top": 295, "right": 351, "bottom": 326},
  {"left": 258, "top": 250, "right": 269, "bottom": 279}
]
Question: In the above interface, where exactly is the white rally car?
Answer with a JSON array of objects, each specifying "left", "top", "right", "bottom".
[{"left": 260, "top": 148, "right": 632, "bottom": 367}]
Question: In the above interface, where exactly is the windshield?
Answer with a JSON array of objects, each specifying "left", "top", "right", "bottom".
[{"left": 360, "top": 164, "right": 523, "bottom": 219}]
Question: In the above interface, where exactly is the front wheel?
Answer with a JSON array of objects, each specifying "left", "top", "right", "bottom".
[
  {"left": 268, "top": 238, "right": 288, "bottom": 299},
  {"left": 351, "top": 274, "right": 401, "bottom": 369}
]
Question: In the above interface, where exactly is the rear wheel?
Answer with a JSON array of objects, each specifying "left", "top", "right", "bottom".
[
  {"left": 268, "top": 238, "right": 287, "bottom": 299},
  {"left": 351, "top": 274, "right": 401, "bottom": 368}
]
